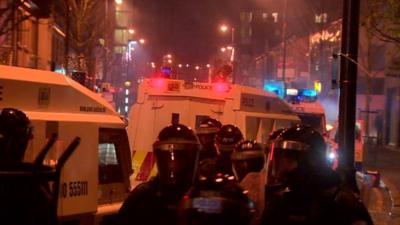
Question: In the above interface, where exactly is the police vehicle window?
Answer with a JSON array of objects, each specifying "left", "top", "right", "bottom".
[
  {"left": 246, "top": 116, "right": 261, "bottom": 140},
  {"left": 99, "top": 143, "right": 118, "bottom": 165},
  {"left": 195, "top": 115, "right": 210, "bottom": 129},
  {"left": 298, "top": 114, "right": 323, "bottom": 133},
  {"left": 98, "top": 128, "right": 132, "bottom": 184},
  {"left": 273, "top": 119, "right": 292, "bottom": 130},
  {"left": 172, "top": 113, "right": 180, "bottom": 125}
]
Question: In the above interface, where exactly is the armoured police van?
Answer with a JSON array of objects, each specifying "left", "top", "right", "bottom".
[
  {"left": 127, "top": 78, "right": 301, "bottom": 187},
  {"left": 0, "top": 65, "right": 132, "bottom": 224}
]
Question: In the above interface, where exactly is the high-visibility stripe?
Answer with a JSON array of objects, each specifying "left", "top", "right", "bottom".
[{"left": 135, "top": 152, "right": 156, "bottom": 181}]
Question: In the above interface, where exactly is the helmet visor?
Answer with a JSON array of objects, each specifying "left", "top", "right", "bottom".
[
  {"left": 154, "top": 143, "right": 199, "bottom": 186},
  {"left": 266, "top": 142, "right": 304, "bottom": 186}
]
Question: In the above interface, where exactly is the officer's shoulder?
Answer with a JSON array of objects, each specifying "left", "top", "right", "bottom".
[{"left": 128, "top": 177, "right": 159, "bottom": 197}]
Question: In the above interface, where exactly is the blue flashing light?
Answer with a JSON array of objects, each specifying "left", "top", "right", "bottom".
[
  {"left": 263, "top": 80, "right": 284, "bottom": 98},
  {"left": 301, "top": 89, "right": 317, "bottom": 97}
]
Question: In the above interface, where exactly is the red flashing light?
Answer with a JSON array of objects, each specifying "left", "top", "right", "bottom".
[
  {"left": 213, "top": 82, "right": 230, "bottom": 93},
  {"left": 150, "top": 78, "right": 165, "bottom": 89}
]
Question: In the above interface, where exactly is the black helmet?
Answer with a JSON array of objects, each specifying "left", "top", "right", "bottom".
[
  {"left": 153, "top": 124, "right": 200, "bottom": 189},
  {"left": 179, "top": 174, "right": 255, "bottom": 225},
  {"left": 215, "top": 124, "right": 243, "bottom": 155},
  {"left": 196, "top": 118, "right": 221, "bottom": 160},
  {"left": 232, "top": 140, "right": 265, "bottom": 182},
  {"left": 0, "top": 108, "right": 32, "bottom": 163},
  {"left": 266, "top": 124, "right": 327, "bottom": 186}
]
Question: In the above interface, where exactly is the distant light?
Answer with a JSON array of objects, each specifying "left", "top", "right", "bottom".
[
  {"left": 115, "top": 0, "right": 123, "bottom": 4},
  {"left": 326, "top": 124, "right": 334, "bottom": 131},
  {"left": 178, "top": 64, "right": 182, "bottom": 68},
  {"left": 166, "top": 54, "right": 172, "bottom": 59},
  {"left": 124, "top": 81, "right": 131, "bottom": 87},
  {"left": 194, "top": 77, "right": 197, "bottom": 81},
  {"left": 54, "top": 68, "right": 66, "bottom": 75},
  {"left": 302, "top": 89, "right": 317, "bottom": 97},
  {"left": 167, "top": 59, "right": 172, "bottom": 64},
  {"left": 220, "top": 47, "right": 226, "bottom": 52},
  {"left": 215, "top": 178, "right": 223, "bottom": 183},
  {"left": 139, "top": 38, "right": 145, "bottom": 44},
  {"left": 151, "top": 62, "right": 156, "bottom": 68},
  {"left": 220, "top": 25, "right": 228, "bottom": 32},
  {"left": 186, "top": 64, "right": 190, "bottom": 68},
  {"left": 206, "top": 64, "right": 210, "bottom": 68},
  {"left": 286, "top": 88, "right": 298, "bottom": 96},
  {"left": 328, "top": 152, "right": 336, "bottom": 160},
  {"left": 125, "top": 97, "right": 129, "bottom": 104},
  {"left": 314, "top": 80, "right": 322, "bottom": 93},
  {"left": 124, "top": 106, "right": 129, "bottom": 112},
  {"left": 226, "top": 46, "right": 233, "bottom": 50},
  {"left": 128, "top": 29, "right": 135, "bottom": 34},
  {"left": 125, "top": 89, "right": 129, "bottom": 95},
  {"left": 195, "top": 66, "right": 200, "bottom": 70}
]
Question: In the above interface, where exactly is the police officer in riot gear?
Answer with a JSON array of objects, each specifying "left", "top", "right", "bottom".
[
  {"left": 199, "top": 124, "right": 244, "bottom": 177},
  {"left": 0, "top": 108, "right": 32, "bottom": 163},
  {"left": 179, "top": 173, "right": 255, "bottom": 225},
  {"left": 232, "top": 140, "right": 265, "bottom": 225},
  {"left": 118, "top": 124, "right": 201, "bottom": 225},
  {"left": 262, "top": 124, "right": 373, "bottom": 225},
  {"left": 232, "top": 140, "right": 265, "bottom": 182},
  {"left": 196, "top": 118, "right": 221, "bottom": 161}
]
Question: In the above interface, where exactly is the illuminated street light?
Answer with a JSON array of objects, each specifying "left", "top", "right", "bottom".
[
  {"left": 220, "top": 47, "right": 226, "bottom": 52},
  {"left": 151, "top": 62, "right": 156, "bottom": 68},
  {"left": 115, "top": 0, "right": 123, "bottom": 5},
  {"left": 186, "top": 64, "right": 190, "bottom": 68},
  {"left": 220, "top": 25, "right": 228, "bottom": 32},
  {"left": 206, "top": 64, "right": 210, "bottom": 68},
  {"left": 178, "top": 64, "right": 182, "bottom": 68},
  {"left": 139, "top": 38, "right": 145, "bottom": 44},
  {"left": 167, "top": 59, "right": 173, "bottom": 64},
  {"left": 226, "top": 46, "right": 233, "bottom": 50},
  {"left": 166, "top": 54, "right": 172, "bottom": 59},
  {"left": 195, "top": 66, "right": 200, "bottom": 70},
  {"left": 128, "top": 29, "right": 135, "bottom": 34}
]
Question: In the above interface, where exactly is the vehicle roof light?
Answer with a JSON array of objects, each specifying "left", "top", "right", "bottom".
[
  {"left": 286, "top": 88, "right": 298, "bottom": 96},
  {"left": 301, "top": 89, "right": 317, "bottom": 97},
  {"left": 150, "top": 78, "right": 165, "bottom": 89},
  {"left": 213, "top": 82, "right": 230, "bottom": 93}
]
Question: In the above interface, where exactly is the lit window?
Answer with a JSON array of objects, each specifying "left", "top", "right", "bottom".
[
  {"left": 125, "top": 97, "right": 129, "bottom": 104},
  {"left": 125, "top": 106, "right": 129, "bottom": 112},
  {"left": 272, "top": 13, "right": 278, "bottom": 23},
  {"left": 125, "top": 89, "right": 129, "bottom": 95}
]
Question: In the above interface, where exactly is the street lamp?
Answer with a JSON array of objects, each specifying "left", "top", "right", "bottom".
[
  {"left": 139, "top": 38, "right": 145, "bottom": 44},
  {"left": 220, "top": 25, "right": 228, "bottom": 32},
  {"left": 128, "top": 29, "right": 135, "bottom": 34},
  {"left": 220, "top": 47, "right": 226, "bottom": 52},
  {"left": 115, "top": 0, "right": 123, "bottom": 5}
]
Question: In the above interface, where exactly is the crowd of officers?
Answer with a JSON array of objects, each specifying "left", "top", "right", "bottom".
[
  {"left": 118, "top": 118, "right": 374, "bottom": 225},
  {"left": 0, "top": 108, "right": 373, "bottom": 225}
]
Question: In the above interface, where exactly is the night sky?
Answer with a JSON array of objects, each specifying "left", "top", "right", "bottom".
[
  {"left": 132, "top": 0, "right": 242, "bottom": 65},
  {"left": 131, "top": 0, "right": 341, "bottom": 65}
]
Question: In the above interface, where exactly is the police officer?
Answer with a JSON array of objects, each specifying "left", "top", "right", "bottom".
[
  {"left": 199, "top": 124, "right": 243, "bottom": 178},
  {"left": 196, "top": 118, "right": 221, "bottom": 161},
  {"left": 0, "top": 108, "right": 55, "bottom": 225},
  {"left": 262, "top": 124, "right": 373, "bottom": 225},
  {"left": 232, "top": 140, "right": 265, "bottom": 225},
  {"left": 0, "top": 108, "right": 32, "bottom": 163},
  {"left": 118, "top": 124, "right": 201, "bottom": 225},
  {"left": 179, "top": 173, "right": 255, "bottom": 225}
]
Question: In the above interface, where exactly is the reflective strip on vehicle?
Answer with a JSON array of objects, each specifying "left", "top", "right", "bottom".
[{"left": 135, "top": 151, "right": 156, "bottom": 181}]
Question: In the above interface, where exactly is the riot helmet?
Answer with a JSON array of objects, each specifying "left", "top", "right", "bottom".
[
  {"left": 179, "top": 174, "right": 255, "bottom": 225},
  {"left": 215, "top": 124, "right": 243, "bottom": 155},
  {"left": 266, "top": 124, "right": 327, "bottom": 187},
  {"left": 196, "top": 118, "right": 221, "bottom": 160},
  {"left": 153, "top": 124, "right": 200, "bottom": 189},
  {"left": 0, "top": 108, "right": 32, "bottom": 163},
  {"left": 231, "top": 140, "right": 265, "bottom": 182}
]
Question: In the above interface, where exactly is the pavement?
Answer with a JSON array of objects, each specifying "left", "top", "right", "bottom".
[{"left": 361, "top": 145, "right": 400, "bottom": 225}]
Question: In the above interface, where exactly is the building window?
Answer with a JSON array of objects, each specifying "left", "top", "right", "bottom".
[{"left": 272, "top": 12, "right": 279, "bottom": 23}]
